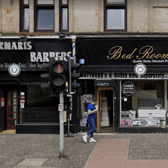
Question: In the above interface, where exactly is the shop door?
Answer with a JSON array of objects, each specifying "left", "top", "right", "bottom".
[
  {"left": 7, "top": 90, "right": 18, "bottom": 129},
  {"left": 97, "top": 87, "right": 114, "bottom": 133},
  {"left": 97, "top": 90, "right": 102, "bottom": 132},
  {"left": 0, "top": 89, "right": 5, "bottom": 132}
]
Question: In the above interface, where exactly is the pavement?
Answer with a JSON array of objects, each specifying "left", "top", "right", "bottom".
[{"left": 1, "top": 131, "right": 168, "bottom": 168}]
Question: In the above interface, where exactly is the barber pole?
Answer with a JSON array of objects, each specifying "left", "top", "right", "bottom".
[{"left": 72, "top": 36, "right": 76, "bottom": 61}]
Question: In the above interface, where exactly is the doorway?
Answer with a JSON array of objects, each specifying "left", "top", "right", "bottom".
[
  {"left": 97, "top": 87, "right": 114, "bottom": 133},
  {"left": 7, "top": 90, "right": 18, "bottom": 129},
  {"left": 0, "top": 89, "right": 5, "bottom": 132}
]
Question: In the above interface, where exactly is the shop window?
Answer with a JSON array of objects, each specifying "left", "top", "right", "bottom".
[
  {"left": 20, "top": 0, "right": 29, "bottom": 32},
  {"left": 121, "top": 81, "right": 165, "bottom": 127},
  {"left": 59, "top": 0, "right": 69, "bottom": 32},
  {"left": 80, "top": 80, "right": 95, "bottom": 127},
  {"left": 34, "top": 0, "right": 54, "bottom": 32},
  {"left": 20, "top": 85, "right": 58, "bottom": 124},
  {"left": 104, "top": 0, "right": 127, "bottom": 32}
]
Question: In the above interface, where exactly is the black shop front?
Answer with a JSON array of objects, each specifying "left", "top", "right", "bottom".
[
  {"left": 76, "top": 36, "right": 168, "bottom": 133},
  {"left": 0, "top": 37, "right": 79, "bottom": 134}
]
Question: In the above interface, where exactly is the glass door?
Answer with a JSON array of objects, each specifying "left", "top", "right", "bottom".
[{"left": 7, "top": 90, "right": 18, "bottom": 129}]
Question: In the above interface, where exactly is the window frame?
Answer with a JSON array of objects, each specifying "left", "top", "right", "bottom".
[
  {"left": 104, "top": 0, "right": 127, "bottom": 32},
  {"left": 34, "top": 0, "right": 55, "bottom": 32},
  {"left": 20, "top": 0, "right": 29, "bottom": 32},
  {"left": 59, "top": 0, "right": 69, "bottom": 32}
]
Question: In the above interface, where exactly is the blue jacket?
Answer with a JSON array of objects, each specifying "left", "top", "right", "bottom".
[{"left": 86, "top": 103, "right": 97, "bottom": 127}]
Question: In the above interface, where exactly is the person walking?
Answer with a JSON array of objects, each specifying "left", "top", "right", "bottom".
[{"left": 82, "top": 98, "right": 98, "bottom": 143}]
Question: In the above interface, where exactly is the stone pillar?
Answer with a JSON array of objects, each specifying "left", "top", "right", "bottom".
[
  {"left": 29, "top": 0, "right": 34, "bottom": 33},
  {"left": 127, "top": 0, "right": 132, "bottom": 32},
  {"left": 148, "top": 0, "right": 154, "bottom": 32},
  {"left": 55, "top": 0, "right": 59, "bottom": 33},
  {"left": 98, "top": 0, "right": 104, "bottom": 32},
  {"left": 69, "top": 0, "right": 74, "bottom": 33}
]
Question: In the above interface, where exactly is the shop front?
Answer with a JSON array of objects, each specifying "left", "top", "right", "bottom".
[
  {"left": 76, "top": 36, "right": 168, "bottom": 133},
  {"left": 0, "top": 37, "right": 77, "bottom": 134}
]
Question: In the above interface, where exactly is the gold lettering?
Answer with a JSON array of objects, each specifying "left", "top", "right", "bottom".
[
  {"left": 161, "top": 54, "right": 168, "bottom": 59},
  {"left": 107, "top": 46, "right": 122, "bottom": 59},
  {"left": 149, "top": 54, "right": 156, "bottom": 59},
  {"left": 107, "top": 45, "right": 168, "bottom": 60},
  {"left": 126, "top": 48, "right": 137, "bottom": 59},
  {"left": 161, "top": 54, "right": 166, "bottom": 59},
  {"left": 137, "top": 46, "right": 153, "bottom": 59},
  {"left": 155, "top": 54, "right": 161, "bottom": 59},
  {"left": 121, "top": 54, "right": 126, "bottom": 59}
]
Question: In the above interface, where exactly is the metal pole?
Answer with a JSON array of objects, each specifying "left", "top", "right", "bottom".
[
  {"left": 67, "top": 117, "right": 70, "bottom": 137},
  {"left": 165, "top": 80, "right": 167, "bottom": 111},
  {"left": 59, "top": 90, "right": 64, "bottom": 157},
  {"left": 66, "top": 96, "right": 74, "bottom": 137},
  {"left": 68, "top": 56, "right": 72, "bottom": 95}
]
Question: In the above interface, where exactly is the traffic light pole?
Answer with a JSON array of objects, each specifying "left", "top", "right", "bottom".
[
  {"left": 59, "top": 90, "right": 64, "bottom": 158},
  {"left": 66, "top": 96, "right": 74, "bottom": 137},
  {"left": 68, "top": 56, "right": 72, "bottom": 94}
]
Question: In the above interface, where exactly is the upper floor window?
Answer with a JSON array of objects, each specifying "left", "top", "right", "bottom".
[
  {"left": 20, "top": 0, "right": 29, "bottom": 32},
  {"left": 59, "top": 0, "right": 69, "bottom": 32},
  {"left": 34, "top": 0, "right": 54, "bottom": 32},
  {"left": 104, "top": 0, "right": 127, "bottom": 32}
]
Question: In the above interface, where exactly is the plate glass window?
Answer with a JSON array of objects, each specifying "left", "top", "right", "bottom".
[
  {"left": 37, "top": 0, "right": 54, "bottom": 4},
  {"left": 37, "top": 9, "right": 54, "bottom": 30},
  {"left": 107, "top": 9, "right": 125, "bottom": 29},
  {"left": 105, "top": 0, "right": 127, "bottom": 32},
  {"left": 35, "top": 0, "right": 54, "bottom": 32},
  {"left": 23, "top": 0, "right": 29, "bottom": 4},
  {"left": 107, "top": 0, "right": 124, "bottom": 4},
  {"left": 60, "top": 0, "right": 69, "bottom": 32},
  {"left": 62, "top": 0, "right": 67, "bottom": 4},
  {"left": 20, "top": 0, "right": 29, "bottom": 32},
  {"left": 62, "top": 8, "right": 68, "bottom": 30},
  {"left": 24, "top": 8, "right": 29, "bottom": 30}
]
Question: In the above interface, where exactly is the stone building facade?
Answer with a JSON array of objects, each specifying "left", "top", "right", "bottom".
[
  {"left": 0, "top": 0, "right": 168, "bottom": 35},
  {"left": 1, "top": 0, "right": 168, "bottom": 133}
]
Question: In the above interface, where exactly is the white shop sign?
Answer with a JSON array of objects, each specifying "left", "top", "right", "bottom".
[
  {"left": 113, "top": 72, "right": 168, "bottom": 80},
  {"left": 80, "top": 72, "right": 168, "bottom": 80}
]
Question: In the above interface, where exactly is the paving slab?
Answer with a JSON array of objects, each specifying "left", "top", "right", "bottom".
[
  {"left": 16, "top": 158, "right": 47, "bottom": 167},
  {"left": 85, "top": 139, "right": 168, "bottom": 168},
  {"left": 1, "top": 133, "right": 168, "bottom": 168}
]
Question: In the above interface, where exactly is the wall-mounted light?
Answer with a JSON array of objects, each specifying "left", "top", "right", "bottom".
[
  {"left": 59, "top": 33, "right": 66, "bottom": 40},
  {"left": 19, "top": 35, "right": 27, "bottom": 42}
]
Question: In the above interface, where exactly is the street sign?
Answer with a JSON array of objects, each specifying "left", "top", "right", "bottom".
[{"left": 58, "top": 104, "right": 63, "bottom": 111}]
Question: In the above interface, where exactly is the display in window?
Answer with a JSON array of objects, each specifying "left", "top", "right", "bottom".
[
  {"left": 122, "top": 81, "right": 135, "bottom": 96},
  {"left": 80, "top": 94, "right": 93, "bottom": 127},
  {"left": 83, "top": 94, "right": 93, "bottom": 103},
  {"left": 121, "top": 81, "right": 166, "bottom": 128},
  {"left": 101, "top": 97, "right": 110, "bottom": 127}
]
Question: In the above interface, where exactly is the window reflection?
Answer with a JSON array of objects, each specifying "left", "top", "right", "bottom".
[
  {"left": 107, "top": 0, "right": 125, "bottom": 4},
  {"left": 24, "top": 0, "right": 29, "bottom": 4},
  {"left": 107, "top": 9, "right": 125, "bottom": 29},
  {"left": 62, "top": 8, "right": 68, "bottom": 30},
  {"left": 24, "top": 8, "right": 29, "bottom": 30},
  {"left": 62, "top": 0, "right": 67, "bottom": 4},
  {"left": 37, "top": 9, "right": 54, "bottom": 30},
  {"left": 121, "top": 81, "right": 165, "bottom": 127},
  {"left": 37, "top": 0, "right": 53, "bottom": 4}
]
